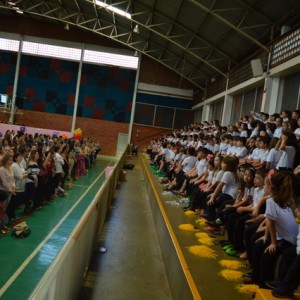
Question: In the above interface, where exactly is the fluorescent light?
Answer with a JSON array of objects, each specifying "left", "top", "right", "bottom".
[
  {"left": 16, "top": 10, "right": 23, "bottom": 14},
  {"left": 94, "top": 0, "right": 131, "bottom": 19}
]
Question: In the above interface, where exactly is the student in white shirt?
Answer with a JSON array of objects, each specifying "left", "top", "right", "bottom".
[
  {"left": 206, "top": 156, "right": 239, "bottom": 221},
  {"left": 235, "top": 137, "right": 248, "bottom": 160},
  {"left": 165, "top": 147, "right": 197, "bottom": 191},
  {"left": 275, "top": 132, "right": 298, "bottom": 170},
  {"left": 266, "top": 137, "right": 281, "bottom": 170},
  {"left": 273, "top": 117, "right": 283, "bottom": 138},
  {"left": 268, "top": 199, "right": 300, "bottom": 298},
  {"left": 250, "top": 171, "right": 298, "bottom": 287}
]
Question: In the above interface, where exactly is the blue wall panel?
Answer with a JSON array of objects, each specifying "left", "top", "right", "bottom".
[
  {"left": 17, "top": 55, "right": 78, "bottom": 115},
  {"left": 0, "top": 50, "right": 17, "bottom": 96},
  {"left": 79, "top": 64, "right": 136, "bottom": 123}
]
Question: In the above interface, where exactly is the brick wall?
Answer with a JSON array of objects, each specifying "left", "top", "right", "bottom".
[{"left": 0, "top": 110, "right": 128, "bottom": 156}]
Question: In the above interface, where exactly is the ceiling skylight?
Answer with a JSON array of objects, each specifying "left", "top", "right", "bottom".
[{"left": 94, "top": 0, "right": 131, "bottom": 19}]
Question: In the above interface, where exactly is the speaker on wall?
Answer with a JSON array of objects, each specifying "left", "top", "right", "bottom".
[{"left": 250, "top": 59, "right": 263, "bottom": 77}]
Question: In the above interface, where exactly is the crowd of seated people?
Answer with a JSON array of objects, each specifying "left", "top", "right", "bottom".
[
  {"left": 146, "top": 109, "right": 300, "bottom": 298},
  {"left": 0, "top": 130, "right": 101, "bottom": 237}
]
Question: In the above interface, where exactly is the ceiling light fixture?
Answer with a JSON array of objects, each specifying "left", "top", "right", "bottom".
[
  {"left": 94, "top": 0, "right": 131, "bottom": 19},
  {"left": 64, "top": 23, "right": 70, "bottom": 30},
  {"left": 8, "top": 1, "right": 16, "bottom": 6},
  {"left": 16, "top": 9, "right": 23, "bottom": 14},
  {"left": 134, "top": 50, "right": 138, "bottom": 57},
  {"left": 133, "top": 24, "right": 139, "bottom": 33}
]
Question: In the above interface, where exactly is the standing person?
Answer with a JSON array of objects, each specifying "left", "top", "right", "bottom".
[
  {"left": 8, "top": 152, "right": 27, "bottom": 221},
  {"left": 250, "top": 171, "right": 298, "bottom": 287},
  {"left": 36, "top": 145, "right": 51, "bottom": 205},
  {"left": 60, "top": 144, "right": 69, "bottom": 191},
  {"left": 26, "top": 150, "right": 41, "bottom": 212},
  {"left": 54, "top": 145, "right": 65, "bottom": 195},
  {"left": 0, "top": 154, "right": 16, "bottom": 234},
  {"left": 67, "top": 143, "right": 76, "bottom": 182}
]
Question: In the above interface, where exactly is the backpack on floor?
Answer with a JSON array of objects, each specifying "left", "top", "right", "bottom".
[
  {"left": 123, "top": 164, "right": 135, "bottom": 170},
  {"left": 11, "top": 221, "right": 31, "bottom": 238}
]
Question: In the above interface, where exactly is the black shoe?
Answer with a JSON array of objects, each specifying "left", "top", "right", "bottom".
[
  {"left": 199, "top": 213, "right": 208, "bottom": 218},
  {"left": 183, "top": 205, "right": 191, "bottom": 211},
  {"left": 265, "top": 281, "right": 277, "bottom": 289},
  {"left": 206, "top": 220, "right": 221, "bottom": 227},
  {"left": 24, "top": 209, "right": 33, "bottom": 215},
  {"left": 272, "top": 289, "right": 294, "bottom": 298},
  {"left": 242, "top": 272, "right": 252, "bottom": 278},
  {"left": 218, "top": 240, "right": 230, "bottom": 247}
]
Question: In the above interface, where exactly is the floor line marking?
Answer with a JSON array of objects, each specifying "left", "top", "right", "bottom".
[
  {"left": 72, "top": 184, "right": 90, "bottom": 188},
  {"left": 0, "top": 161, "right": 112, "bottom": 297}
]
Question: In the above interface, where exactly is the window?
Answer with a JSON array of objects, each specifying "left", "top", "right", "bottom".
[
  {"left": 22, "top": 41, "right": 81, "bottom": 61},
  {"left": 84, "top": 49, "right": 138, "bottom": 69},
  {"left": 0, "top": 38, "right": 19, "bottom": 52}
]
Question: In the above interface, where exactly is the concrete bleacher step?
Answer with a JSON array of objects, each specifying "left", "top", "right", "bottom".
[{"left": 255, "top": 289, "right": 300, "bottom": 300}]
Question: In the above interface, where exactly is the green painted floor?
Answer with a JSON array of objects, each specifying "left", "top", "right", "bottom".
[{"left": 0, "top": 157, "right": 115, "bottom": 300}]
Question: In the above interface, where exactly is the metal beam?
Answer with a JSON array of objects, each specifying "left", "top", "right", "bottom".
[
  {"left": 188, "top": 0, "right": 269, "bottom": 52},
  {"left": 0, "top": 1, "right": 206, "bottom": 88},
  {"left": 132, "top": 0, "right": 236, "bottom": 63}
]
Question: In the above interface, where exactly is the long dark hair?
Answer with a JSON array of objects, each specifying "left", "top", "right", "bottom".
[{"left": 270, "top": 171, "right": 296, "bottom": 207}]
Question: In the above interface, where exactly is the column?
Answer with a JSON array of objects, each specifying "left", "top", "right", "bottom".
[
  {"left": 221, "top": 94, "right": 233, "bottom": 126},
  {"left": 262, "top": 77, "right": 280, "bottom": 114}
]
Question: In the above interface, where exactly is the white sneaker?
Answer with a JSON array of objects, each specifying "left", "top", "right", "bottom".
[{"left": 58, "top": 186, "right": 65, "bottom": 193}]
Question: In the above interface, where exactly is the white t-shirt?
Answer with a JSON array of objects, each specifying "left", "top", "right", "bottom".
[
  {"left": 196, "top": 141, "right": 203, "bottom": 149},
  {"left": 235, "top": 146, "right": 248, "bottom": 159},
  {"left": 211, "top": 144, "right": 220, "bottom": 153},
  {"left": 221, "top": 171, "right": 238, "bottom": 199},
  {"left": 182, "top": 156, "right": 197, "bottom": 173},
  {"left": 161, "top": 148, "right": 169, "bottom": 157},
  {"left": 276, "top": 146, "right": 296, "bottom": 170},
  {"left": 167, "top": 150, "right": 175, "bottom": 161},
  {"left": 266, "top": 148, "right": 282, "bottom": 169},
  {"left": 174, "top": 153, "right": 182, "bottom": 162},
  {"left": 252, "top": 187, "right": 265, "bottom": 208},
  {"left": 249, "top": 148, "right": 266, "bottom": 161},
  {"left": 212, "top": 170, "right": 224, "bottom": 185},
  {"left": 207, "top": 170, "right": 214, "bottom": 182},
  {"left": 240, "top": 130, "right": 248, "bottom": 138},
  {"left": 219, "top": 143, "right": 229, "bottom": 156},
  {"left": 266, "top": 129, "right": 273, "bottom": 138},
  {"left": 196, "top": 158, "right": 206, "bottom": 176},
  {"left": 265, "top": 197, "right": 298, "bottom": 244},
  {"left": 273, "top": 127, "right": 283, "bottom": 138},
  {"left": 250, "top": 128, "right": 259, "bottom": 137},
  {"left": 55, "top": 152, "right": 64, "bottom": 174},
  {"left": 227, "top": 146, "right": 237, "bottom": 156},
  {"left": 294, "top": 128, "right": 300, "bottom": 137}
]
